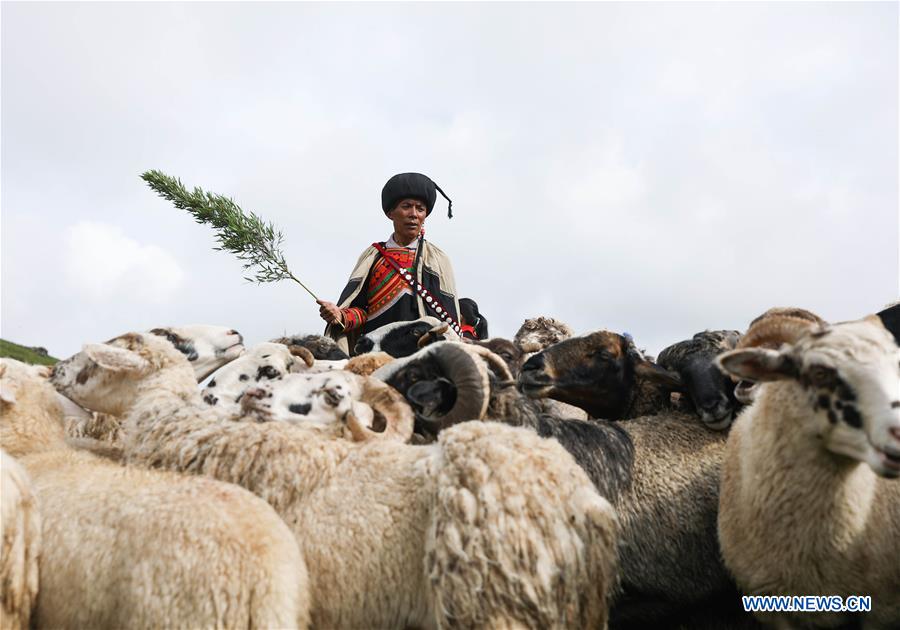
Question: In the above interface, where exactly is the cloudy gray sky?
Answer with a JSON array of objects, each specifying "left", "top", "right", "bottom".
[{"left": 2, "top": 1, "right": 897, "bottom": 359}]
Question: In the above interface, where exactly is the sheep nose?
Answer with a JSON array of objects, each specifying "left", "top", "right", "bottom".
[
  {"left": 699, "top": 395, "right": 728, "bottom": 413},
  {"left": 354, "top": 337, "right": 374, "bottom": 356},
  {"left": 890, "top": 426, "right": 900, "bottom": 441},
  {"left": 521, "top": 353, "right": 545, "bottom": 373}
]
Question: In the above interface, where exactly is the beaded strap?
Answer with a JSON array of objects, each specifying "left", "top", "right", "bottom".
[{"left": 371, "top": 242, "right": 462, "bottom": 335}]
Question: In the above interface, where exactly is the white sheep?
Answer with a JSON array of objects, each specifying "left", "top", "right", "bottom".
[
  {"left": 717, "top": 315, "right": 900, "bottom": 628},
  {"left": 59, "top": 324, "right": 246, "bottom": 449},
  {"left": 0, "top": 449, "right": 41, "bottom": 630},
  {"left": 0, "top": 357, "right": 310, "bottom": 630},
  {"left": 52, "top": 331, "right": 620, "bottom": 629}
]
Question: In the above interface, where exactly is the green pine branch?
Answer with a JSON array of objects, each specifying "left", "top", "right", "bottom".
[{"left": 141, "top": 170, "right": 319, "bottom": 300}]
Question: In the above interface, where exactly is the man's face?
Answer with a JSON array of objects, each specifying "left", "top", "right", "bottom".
[{"left": 388, "top": 198, "right": 427, "bottom": 244}]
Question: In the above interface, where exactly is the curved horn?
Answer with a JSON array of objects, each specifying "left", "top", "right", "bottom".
[
  {"left": 425, "top": 343, "right": 491, "bottom": 427},
  {"left": 418, "top": 323, "right": 450, "bottom": 349},
  {"left": 345, "top": 375, "right": 414, "bottom": 442},
  {"left": 747, "top": 307, "right": 826, "bottom": 330},
  {"left": 737, "top": 315, "right": 823, "bottom": 351},
  {"left": 287, "top": 345, "right": 316, "bottom": 368}
]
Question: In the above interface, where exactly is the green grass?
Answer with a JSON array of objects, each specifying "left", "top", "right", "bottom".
[{"left": 0, "top": 339, "right": 59, "bottom": 366}]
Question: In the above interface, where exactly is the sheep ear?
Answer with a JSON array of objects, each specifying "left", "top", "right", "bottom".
[
  {"left": 82, "top": 343, "right": 150, "bottom": 373},
  {"left": 634, "top": 361, "right": 685, "bottom": 392},
  {"left": 716, "top": 348, "right": 796, "bottom": 382},
  {"left": 0, "top": 384, "right": 17, "bottom": 406}
]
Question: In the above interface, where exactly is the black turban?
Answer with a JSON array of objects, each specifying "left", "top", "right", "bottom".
[{"left": 381, "top": 173, "right": 453, "bottom": 218}]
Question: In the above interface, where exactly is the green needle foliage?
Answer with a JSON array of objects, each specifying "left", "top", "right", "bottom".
[{"left": 141, "top": 170, "right": 319, "bottom": 300}]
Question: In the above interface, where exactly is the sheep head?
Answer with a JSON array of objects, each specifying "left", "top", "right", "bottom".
[
  {"left": 731, "top": 307, "right": 827, "bottom": 404},
  {"left": 239, "top": 371, "right": 414, "bottom": 442},
  {"left": 0, "top": 358, "right": 66, "bottom": 457},
  {"left": 271, "top": 334, "right": 350, "bottom": 360},
  {"left": 518, "top": 330, "right": 684, "bottom": 419},
  {"left": 656, "top": 330, "right": 742, "bottom": 430},
  {"left": 718, "top": 315, "right": 900, "bottom": 478},
  {"left": 354, "top": 317, "right": 460, "bottom": 358},
  {"left": 148, "top": 325, "right": 245, "bottom": 381},
  {"left": 51, "top": 332, "right": 192, "bottom": 416},
  {"left": 373, "top": 342, "right": 512, "bottom": 440},
  {"left": 202, "top": 342, "right": 303, "bottom": 410},
  {"left": 513, "top": 316, "right": 574, "bottom": 355}
]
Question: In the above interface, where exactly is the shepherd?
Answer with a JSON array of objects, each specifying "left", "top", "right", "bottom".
[{"left": 317, "top": 173, "right": 462, "bottom": 355}]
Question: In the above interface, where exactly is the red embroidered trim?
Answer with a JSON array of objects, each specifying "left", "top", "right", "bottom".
[
  {"left": 371, "top": 242, "right": 461, "bottom": 334},
  {"left": 341, "top": 306, "right": 367, "bottom": 332}
]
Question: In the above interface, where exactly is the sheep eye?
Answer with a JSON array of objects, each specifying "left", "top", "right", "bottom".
[{"left": 807, "top": 365, "right": 836, "bottom": 388}]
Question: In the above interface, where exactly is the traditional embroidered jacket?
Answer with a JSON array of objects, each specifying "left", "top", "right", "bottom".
[{"left": 325, "top": 236, "right": 460, "bottom": 354}]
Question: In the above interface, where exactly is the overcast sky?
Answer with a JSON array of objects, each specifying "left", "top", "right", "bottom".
[{"left": 2, "top": 2, "right": 897, "bottom": 360}]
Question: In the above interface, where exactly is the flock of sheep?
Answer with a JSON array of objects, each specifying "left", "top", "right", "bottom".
[{"left": 1, "top": 302, "right": 898, "bottom": 629}]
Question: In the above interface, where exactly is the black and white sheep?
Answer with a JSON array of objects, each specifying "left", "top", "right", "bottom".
[
  {"left": 353, "top": 316, "right": 460, "bottom": 357},
  {"left": 717, "top": 313, "right": 900, "bottom": 628}
]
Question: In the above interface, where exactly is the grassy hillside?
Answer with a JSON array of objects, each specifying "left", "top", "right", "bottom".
[{"left": 0, "top": 339, "right": 59, "bottom": 365}]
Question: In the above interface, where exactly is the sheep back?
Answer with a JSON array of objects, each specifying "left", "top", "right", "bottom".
[
  {"left": 126, "top": 407, "right": 435, "bottom": 628},
  {"left": 427, "top": 421, "right": 618, "bottom": 629},
  {"left": 22, "top": 449, "right": 309, "bottom": 630},
  {"left": 1, "top": 452, "right": 40, "bottom": 630},
  {"left": 611, "top": 413, "right": 731, "bottom": 625}
]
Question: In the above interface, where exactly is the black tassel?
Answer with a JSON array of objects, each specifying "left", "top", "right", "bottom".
[{"left": 434, "top": 182, "right": 453, "bottom": 219}]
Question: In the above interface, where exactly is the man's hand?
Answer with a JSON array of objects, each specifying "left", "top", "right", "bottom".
[{"left": 317, "top": 300, "right": 344, "bottom": 325}]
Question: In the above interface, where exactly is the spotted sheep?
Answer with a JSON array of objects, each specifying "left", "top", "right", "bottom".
[
  {"left": 50, "top": 330, "right": 619, "bottom": 629},
  {"left": 200, "top": 342, "right": 319, "bottom": 412},
  {"left": 716, "top": 313, "right": 900, "bottom": 628}
]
